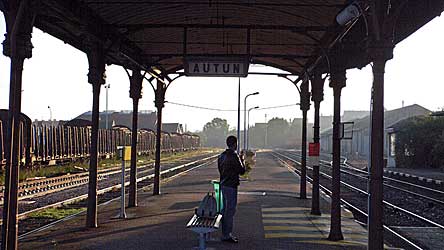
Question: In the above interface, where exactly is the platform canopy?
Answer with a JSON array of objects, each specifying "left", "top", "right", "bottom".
[{"left": 29, "top": 0, "right": 444, "bottom": 75}]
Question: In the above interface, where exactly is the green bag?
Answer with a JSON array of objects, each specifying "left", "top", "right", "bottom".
[{"left": 212, "top": 180, "right": 224, "bottom": 213}]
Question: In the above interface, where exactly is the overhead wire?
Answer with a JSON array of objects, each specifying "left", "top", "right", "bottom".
[{"left": 166, "top": 101, "right": 299, "bottom": 112}]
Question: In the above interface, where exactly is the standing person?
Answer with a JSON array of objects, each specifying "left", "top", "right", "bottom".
[{"left": 218, "top": 135, "right": 246, "bottom": 243}]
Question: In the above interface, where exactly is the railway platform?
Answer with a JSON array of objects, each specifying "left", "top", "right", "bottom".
[
  {"left": 19, "top": 152, "right": 367, "bottom": 250},
  {"left": 384, "top": 168, "right": 444, "bottom": 184}
]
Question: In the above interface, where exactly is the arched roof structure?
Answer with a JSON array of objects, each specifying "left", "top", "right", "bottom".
[
  {"left": 1, "top": 2, "right": 444, "bottom": 248},
  {"left": 31, "top": 0, "right": 444, "bottom": 76}
]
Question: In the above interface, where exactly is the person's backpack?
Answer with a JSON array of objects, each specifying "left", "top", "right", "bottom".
[{"left": 195, "top": 192, "right": 218, "bottom": 218}]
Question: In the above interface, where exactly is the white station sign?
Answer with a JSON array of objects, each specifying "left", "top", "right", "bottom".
[{"left": 184, "top": 58, "right": 249, "bottom": 77}]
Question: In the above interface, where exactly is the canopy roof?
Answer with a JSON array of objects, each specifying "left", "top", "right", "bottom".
[{"left": 34, "top": 0, "right": 444, "bottom": 75}]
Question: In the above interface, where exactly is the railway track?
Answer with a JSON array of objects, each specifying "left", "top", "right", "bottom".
[
  {"left": 272, "top": 150, "right": 444, "bottom": 250},
  {"left": 284, "top": 150, "right": 444, "bottom": 214},
  {"left": 0, "top": 152, "right": 218, "bottom": 219},
  {"left": 15, "top": 153, "right": 218, "bottom": 239}
]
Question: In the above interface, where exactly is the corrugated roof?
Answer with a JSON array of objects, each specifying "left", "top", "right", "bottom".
[
  {"left": 321, "top": 104, "right": 432, "bottom": 136},
  {"left": 33, "top": 1, "right": 444, "bottom": 75}
]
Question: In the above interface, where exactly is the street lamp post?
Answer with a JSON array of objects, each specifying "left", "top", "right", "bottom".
[
  {"left": 47, "top": 106, "right": 52, "bottom": 125},
  {"left": 237, "top": 78, "right": 241, "bottom": 153},
  {"left": 243, "top": 92, "right": 259, "bottom": 152},
  {"left": 105, "top": 84, "right": 110, "bottom": 129},
  {"left": 264, "top": 114, "right": 267, "bottom": 148},
  {"left": 247, "top": 106, "right": 259, "bottom": 150}
]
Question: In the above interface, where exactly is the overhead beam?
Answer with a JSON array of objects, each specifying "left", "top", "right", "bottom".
[
  {"left": 117, "top": 23, "right": 331, "bottom": 33},
  {"left": 86, "top": 1, "right": 345, "bottom": 8},
  {"left": 144, "top": 53, "right": 311, "bottom": 59},
  {"left": 130, "top": 41, "right": 318, "bottom": 46},
  {"left": 38, "top": 0, "right": 147, "bottom": 69}
]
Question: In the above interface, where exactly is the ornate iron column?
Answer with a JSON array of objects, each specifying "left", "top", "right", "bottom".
[
  {"left": 368, "top": 42, "right": 394, "bottom": 250},
  {"left": 367, "top": 1, "right": 398, "bottom": 247},
  {"left": 85, "top": 40, "right": 106, "bottom": 228},
  {"left": 128, "top": 70, "right": 143, "bottom": 207},
  {"left": 299, "top": 79, "right": 310, "bottom": 199},
  {"left": 310, "top": 72, "right": 324, "bottom": 216},
  {"left": 153, "top": 79, "right": 166, "bottom": 195},
  {"left": 328, "top": 68, "right": 346, "bottom": 241},
  {"left": 1, "top": 1, "right": 35, "bottom": 249}
]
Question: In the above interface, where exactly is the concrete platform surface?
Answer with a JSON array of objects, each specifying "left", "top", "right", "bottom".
[
  {"left": 384, "top": 167, "right": 444, "bottom": 183},
  {"left": 20, "top": 152, "right": 368, "bottom": 250}
]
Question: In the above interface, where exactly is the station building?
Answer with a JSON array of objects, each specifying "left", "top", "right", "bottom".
[
  {"left": 320, "top": 104, "right": 431, "bottom": 163},
  {"left": 75, "top": 110, "right": 157, "bottom": 130}
]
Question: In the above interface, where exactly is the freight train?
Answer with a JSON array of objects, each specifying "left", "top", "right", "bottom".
[{"left": 0, "top": 110, "right": 200, "bottom": 167}]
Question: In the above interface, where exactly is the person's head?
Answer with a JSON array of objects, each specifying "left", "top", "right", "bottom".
[{"left": 226, "top": 135, "right": 237, "bottom": 150}]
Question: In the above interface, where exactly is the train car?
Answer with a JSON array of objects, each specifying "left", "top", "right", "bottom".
[
  {"left": 139, "top": 128, "right": 156, "bottom": 155},
  {"left": 170, "top": 132, "right": 184, "bottom": 152},
  {"left": 182, "top": 133, "right": 193, "bottom": 150},
  {"left": 0, "top": 120, "right": 4, "bottom": 166},
  {"left": 160, "top": 131, "right": 171, "bottom": 152},
  {"left": 1, "top": 111, "right": 199, "bottom": 167},
  {"left": 0, "top": 110, "right": 32, "bottom": 167},
  {"left": 190, "top": 134, "right": 201, "bottom": 149}
]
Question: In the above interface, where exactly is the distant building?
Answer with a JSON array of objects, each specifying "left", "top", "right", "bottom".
[
  {"left": 320, "top": 110, "right": 368, "bottom": 133},
  {"left": 162, "top": 123, "right": 184, "bottom": 134},
  {"left": 431, "top": 110, "right": 444, "bottom": 117},
  {"left": 33, "top": 119, "right": 63, "bottom": 127},
  {"left": 320, "top": 104, "right": 431, "bottom": 160},
  {"left": 320, "top": 115, "right": 333, "bottom": 133},
  {"left": 342, "top": 110, "right": 369, "bottom": 122},
  {"left": 73, "top": 110, "right": 157, "bottom": 130}
]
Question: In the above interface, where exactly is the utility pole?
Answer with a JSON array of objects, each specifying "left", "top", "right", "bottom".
[
  {"left": 264, "top": 114, "right": 267, "bottom": 148},
  {"left": 105, "top": 84, "right": 110, "bottom": 129},
  {"left": 237, "top": 78, "right": 241, "bottom": 153},
  {"left": 47, "top": 106, "right": 52, "bottom": 125},
  {"left": 243, "top": 91, "right": 259, "bottom": 152},
  {"left": 247, "top": 106, "right": 259, "bottom": 150}
]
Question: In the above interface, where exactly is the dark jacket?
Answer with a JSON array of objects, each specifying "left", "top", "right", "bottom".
[{"left": 218, "top": 149, "right": 246, "bottom": 188}]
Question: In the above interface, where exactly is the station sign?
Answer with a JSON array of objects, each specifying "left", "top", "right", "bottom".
[
  {"left": 117, "top": 146, "right": 131, "bottom": 161},
  {"left": 308, "top": 143, "right": 320, "bottom": 156},
  {"left": 184, "top": 57, "right": 249, "bottom": 77},
  {"left": 308, "top": 142, "right": 320, "bottom": 166}
]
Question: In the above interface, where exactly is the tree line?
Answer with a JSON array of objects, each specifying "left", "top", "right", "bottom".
[
  {"left": 197, "top": 117, "right": 312, "bottom": 149},
  {"left": 394, "top": 116, "right": 444, "bottom": 169}
]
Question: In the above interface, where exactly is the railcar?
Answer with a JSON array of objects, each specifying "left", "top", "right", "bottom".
[{"left": 0, "top": 114, "right": 200, "bottom": 167}]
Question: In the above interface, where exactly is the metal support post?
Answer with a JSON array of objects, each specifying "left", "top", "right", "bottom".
[
  {"left": 2, "top": 52, "right": 25, "bottom": 250},
  {"left": 311, "top": 73, "right": 324, "bottom": 215},
  {"left": 243, "top": 96, "right": 247, "bottom": 152},
  {"left": 264, "top": 114, "right": 267, "bottom": 148},
  {"left": 237, "top": 78, "right": 241, "bottom": 153},
  {"left": 247, "top": 106, "right": 258, "bottom": 150},
  {"left": 299, "top": 80, "right": 310, "bottom": 199},
  {"left": 243, "top": 92, "right": 259, "bottom": 152},
  {"left": 328, "top": 69, "right": 346, "bottom": 241},
  {"left": 120, "top": 153, "right": 127, "bottom": 218},
  {"left": 128, "top": 70, "right": 143, "bottom": 207},
  {"left": 105, "top": 84, "right": 110, "bottom": 129},
  {"left": 153, "top": 79, "right": 166, "bottom": 196},
  {"left": 368, "top": 45, "right": 393, "bottom": 250},
  {"left": 85, "top": 41, "right": 106, "bottom": 228},
  {"left": 1, "top": 1, "right": 34, "bottom": 249}
]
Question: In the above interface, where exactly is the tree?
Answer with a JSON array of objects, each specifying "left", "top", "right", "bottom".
[
  {"left": 202, "top": 118, "right": 229, "bottom": 148},
  {"left": 266, "top": 118, "right": 289, "bottom": 148},
  {"left": 395, "top": 116, "right": 444, "bottom": 169}
]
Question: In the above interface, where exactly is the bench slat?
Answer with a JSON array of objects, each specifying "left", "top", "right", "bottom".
[
  {"left": 187, "top": 214, "right": 222, "bottom": 229},
  {"left": 186, "top": 214, "right": 198, "bottom": 228}
]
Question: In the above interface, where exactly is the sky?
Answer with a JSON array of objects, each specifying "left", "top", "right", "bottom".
[{"left": 0, "top": 15, "right": 443, "bottom": 132}]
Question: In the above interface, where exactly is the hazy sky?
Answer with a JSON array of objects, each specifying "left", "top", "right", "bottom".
[{"left": 0, "top": 15, "right": 443, "bottom": 132}]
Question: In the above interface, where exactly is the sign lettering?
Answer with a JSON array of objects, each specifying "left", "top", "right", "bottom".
[
  {"left": 309, "top": 143, "right": 320, "bottom": 156},
  {"left": 308, "top": 142, "right": 320, "bottom": 166},
  {"left": 185, "top": 58, "right": 249, "bottom": 77}
]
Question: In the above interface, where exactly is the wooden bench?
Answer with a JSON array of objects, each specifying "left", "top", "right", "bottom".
[{"left": 186, "top": 214, "right": 222, "bottom": 250}]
